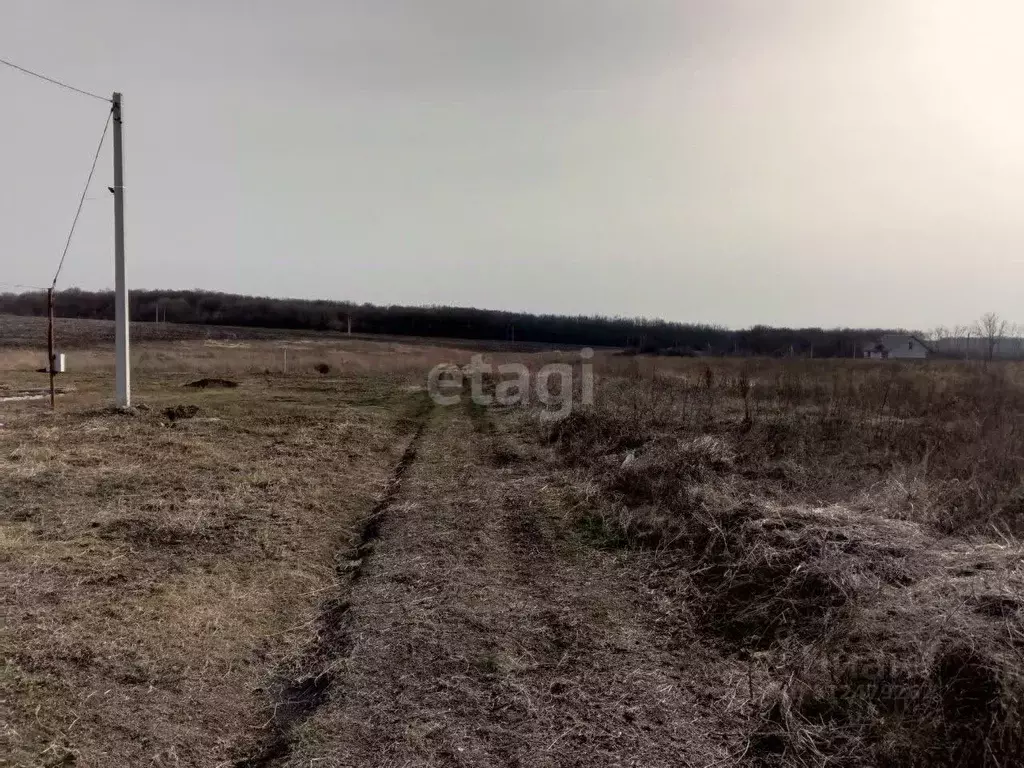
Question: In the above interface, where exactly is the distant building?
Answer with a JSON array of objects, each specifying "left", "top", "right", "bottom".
[{"left": 864, "top": 333, "right": 931, "bottom": 360}]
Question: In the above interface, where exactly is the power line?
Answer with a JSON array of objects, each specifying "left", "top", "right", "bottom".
[
  {"left": 52, "top": 106, "right": 114, "bottom": 289},
  {"left": 0, "top": 56, "right": 109, "bottom": 103},
  {"left": 0, "top": 281, "right": 48, "bottom": 292}
]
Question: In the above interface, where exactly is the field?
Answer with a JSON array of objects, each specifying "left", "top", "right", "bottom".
[{"left": 2, "top": 316, "right": 1022, "bottom": 767}]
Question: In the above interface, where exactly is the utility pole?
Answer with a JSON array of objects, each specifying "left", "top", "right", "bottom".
[
  {"left": 47, "top": 288, "right": 55, "bottom": 409},
  {"left": 112, "top": 92, "right": 130, "bottom": 407}
]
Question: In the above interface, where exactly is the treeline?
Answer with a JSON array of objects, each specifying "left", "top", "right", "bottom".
[{"left": 0, "top": 288, "right": 891, "bottom": 357}]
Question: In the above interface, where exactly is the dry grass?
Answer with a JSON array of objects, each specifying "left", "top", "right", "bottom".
[
  {"left": 540, "top": 357, "right": 1024, "bottom": 767},
  {"left": 0, "top": 337, "right": 427, "bottom": 766}
]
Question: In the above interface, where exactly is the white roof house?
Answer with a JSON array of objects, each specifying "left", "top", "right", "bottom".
[{"left": 864, "top": 333, "right": 931, "bottom": 360}]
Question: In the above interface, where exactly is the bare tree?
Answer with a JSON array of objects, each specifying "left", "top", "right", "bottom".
[
  {"left": 947, "top": 325, "right": 968, "bottom": 358},
  {"left": 925, "top": 326, "right": 949, "bottom": 354},
  {"left": 976, "top": 312, "right": 1008, "bottom": 361},
  {"left": 1007, "top": 322, "right": 1024, "bottom": 360}
]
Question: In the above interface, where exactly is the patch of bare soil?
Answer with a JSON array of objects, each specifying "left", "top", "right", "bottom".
[
  {"left": 184, "top": 377, "right": 239, "bottom": 389},
  {"left": 246, "top": 402, "right": 747, "bottom": 767}
]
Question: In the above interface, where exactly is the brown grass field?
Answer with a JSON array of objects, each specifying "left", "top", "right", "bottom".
[{"left": 2, "top": 314, "right": 1022, "bottom": 767}]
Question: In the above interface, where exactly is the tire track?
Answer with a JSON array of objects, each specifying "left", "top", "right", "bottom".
[{"left": 233, "top": 399, "right": 432, "bottom": 768}]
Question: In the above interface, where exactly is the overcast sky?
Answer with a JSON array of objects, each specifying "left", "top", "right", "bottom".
[{"left": 2, "top": 1, "right": 1023, "bottom": 329}]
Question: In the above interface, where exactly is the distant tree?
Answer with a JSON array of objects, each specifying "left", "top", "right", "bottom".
[
  {"left": 0, "top": 287, "right": 911, "bottom": 358},
  {"left": 977, "top": 312, "right": 1009, "bottom": 361},
  {"left": 947, "top": 325, "right": 969, "bottom": 359}
]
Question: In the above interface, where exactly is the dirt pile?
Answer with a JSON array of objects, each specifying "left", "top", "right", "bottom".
[{"left": 185, "top": 377, "right": 239, "bottom": 389}]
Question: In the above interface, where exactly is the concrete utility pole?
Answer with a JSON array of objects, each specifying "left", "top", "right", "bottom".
[{"left": 112, "top": 92, "right": 130, "bottom": 407}]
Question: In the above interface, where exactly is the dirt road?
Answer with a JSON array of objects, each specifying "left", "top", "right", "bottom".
[{"left": 235, "top": 400, "right": 748, "bottom": 767}]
